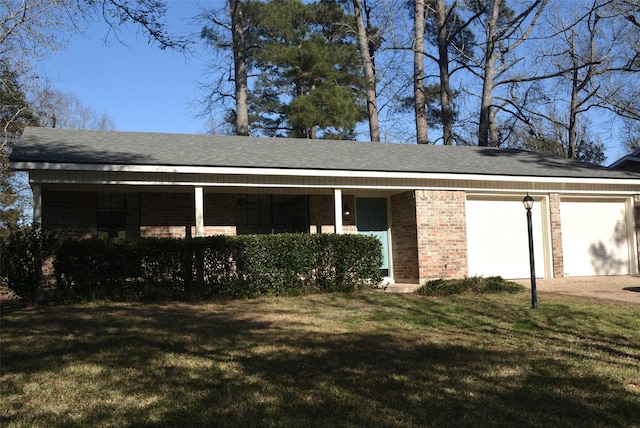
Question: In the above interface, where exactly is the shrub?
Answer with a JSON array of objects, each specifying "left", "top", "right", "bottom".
[
  {"left": 416, "top": 276, "right": 525, "bottom": 297},
  {"left": 52, "top": 233, "right": 383, "bottom": 301},
  {"left": 0, "top": 223, "right": 56, "bottom": 305}
]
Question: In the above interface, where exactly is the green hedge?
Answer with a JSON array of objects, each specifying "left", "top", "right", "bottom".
[
  {"left": 0, "top": 224, "right": 56, "bottom": 305},
  {"left": 53, "top": 234, "right": 383, "bottom": 300}
]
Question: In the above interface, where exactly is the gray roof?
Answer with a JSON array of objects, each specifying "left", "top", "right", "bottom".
[{"left": 11, "top": 127, "right": 640, "bottom": 180}]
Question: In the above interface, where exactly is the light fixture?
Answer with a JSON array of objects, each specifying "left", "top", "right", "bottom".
[
  {"left": 343, "top": 204, "right": 351, "bottom": 216},
  {"left": 522, "top": 193, "right": 534, "bottom": 211}
]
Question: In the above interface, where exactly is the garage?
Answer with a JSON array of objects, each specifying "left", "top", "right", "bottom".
[
  {"left": 466, "top": 198, "right": 546, "bottom": 279},
  {"left": 560, "top": 200, "right": 631, "bottom": 276}
]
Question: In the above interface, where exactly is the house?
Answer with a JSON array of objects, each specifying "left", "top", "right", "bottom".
[
  {"left": 609, "top": 149, "right": 640, "bottom": 173},
  {"left": 10, "top": 127, "right": 640, "bottom": 283}
]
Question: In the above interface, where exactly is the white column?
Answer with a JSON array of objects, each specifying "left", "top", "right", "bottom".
[
  {"left": 334, "top": 188, "right": 343, "bottom": 234},
  {"left": 31, "top": 183, "right": 42, "bottom": 225},
  {"left": 195, "top": 187, "right": 204, "bottom": 237}
]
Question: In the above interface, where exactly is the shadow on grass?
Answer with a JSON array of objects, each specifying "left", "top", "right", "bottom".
[{"left": 1, "top": 295, "right": 639, "bottom": 428}]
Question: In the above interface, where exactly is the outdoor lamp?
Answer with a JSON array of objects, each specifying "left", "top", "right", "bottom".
[
  {"left": 522, "top": 194, "right": 534, "bottom": 211},
  {"left": 523, "top": 193, "right": 538, "bottom": 309}
]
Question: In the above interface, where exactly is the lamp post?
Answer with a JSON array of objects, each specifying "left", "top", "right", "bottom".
[{"left": 523, "top": 194, "right": 538, "bottom": 309}]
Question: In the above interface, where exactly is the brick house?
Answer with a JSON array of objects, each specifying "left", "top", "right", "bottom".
[{"left": 10, "top": 127, "right": 640, "bottom": 283}]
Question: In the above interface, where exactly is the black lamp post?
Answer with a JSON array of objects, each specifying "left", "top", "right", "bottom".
[{"left": 523, "top": 194, "right": 538, "bottom": 309}]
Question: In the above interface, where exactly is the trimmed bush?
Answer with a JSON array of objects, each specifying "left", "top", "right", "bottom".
[
  {"left": 416, "top": 276, "right": 525, "bottom": 296},
  {"left": 0, "top": 223, "right": 56, "bottom": 305},
  {"left": 53, "top": 233, "right": 383, "bottom": 301}
]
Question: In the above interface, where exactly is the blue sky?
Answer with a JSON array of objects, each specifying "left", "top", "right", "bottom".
[
  {"left": 39, "top": 1, "right": 222, "bottom": 135},
  {"left": 35, "top": 0, "right": 627, "bottom": 163}
]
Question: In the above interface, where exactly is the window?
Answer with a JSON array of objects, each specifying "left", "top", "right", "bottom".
[
  {"left": 97, "top": 193, "right": 140, "bottom": 239},
  {"left": 236, "top": 194, "right": 308, "bottom": 234}
]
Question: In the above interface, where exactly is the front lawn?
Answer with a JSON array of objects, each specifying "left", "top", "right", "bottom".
[{"left": 1, "top": 292, "right": 639, "bottom": 427}]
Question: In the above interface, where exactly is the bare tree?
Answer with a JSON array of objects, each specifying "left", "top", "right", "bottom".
[
  {"left": 504, "top": 0, "right": 639, "bottom": 160},
  {"left": 467, "top": 0, "right": 546, "bottom": 147},
  {"left": 353, "top": 0, "right": 380, "bottom": 142},
  {"left": 31, "top": 86, "right": 116, "bottom": 130}
]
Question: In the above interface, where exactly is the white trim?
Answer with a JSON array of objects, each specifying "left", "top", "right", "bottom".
[
  {"left": 31, "top": 183, "right": 42, "bottom": 225},
  {"left": 195, "top": 187, "right": 204, "bottom": 237},
  {"left": 334, "top": 189, "right": 343, "bottom": 234},
  {"left": 12, "top": 161, "right": 640, "bottom": 186}
]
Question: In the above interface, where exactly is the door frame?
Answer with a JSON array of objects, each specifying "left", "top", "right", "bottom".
[{"left": 356, "top": 197, "right": 393, "bottom": 281}]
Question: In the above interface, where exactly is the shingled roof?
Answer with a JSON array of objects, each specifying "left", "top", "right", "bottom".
[{"left": 11, "top": 127, "right": 639, "bottom": 180}]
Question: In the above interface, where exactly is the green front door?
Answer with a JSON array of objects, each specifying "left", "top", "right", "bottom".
[{"left": 356, "top": 198, "right": 390, "bottom": 276}]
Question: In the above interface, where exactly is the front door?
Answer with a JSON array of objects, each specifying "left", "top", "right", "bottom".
[{"left": 356, "top": 198, "right": 390, "bottom": 277}]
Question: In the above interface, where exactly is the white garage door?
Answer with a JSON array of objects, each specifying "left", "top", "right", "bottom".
[
  {"left": 561, "top": 201, "right": 630, "bottom": 276},
  {"left": 466, "top": 199, "right": 546, "bottom": 279}
]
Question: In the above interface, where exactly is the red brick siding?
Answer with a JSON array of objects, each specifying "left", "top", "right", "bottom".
[
  {"left": 204, "top": 193, "right": 236, "bottom": 236},
  {"left": 42, "top": 190, "right": 97, "bottom": 239},
  {"left": 415, "top": 190, "right": 468, "bottom": 280},
  {"left": 308, "top": 194, "right": 356, "bottom": 234},
  {"left": 140, "top": 192, "right": 237, "bottom": 238},
  {"left": 390, "top": 191, "right": 419, "bottom": 283},
  {"left": 140, "top": 193, "right": 194, "bottom": 238},
  {"left": 549, "top": 193, "right": 564, "bottom": 278}
]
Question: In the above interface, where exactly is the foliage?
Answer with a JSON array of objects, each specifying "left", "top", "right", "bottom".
[
  {"left": 416, "top": 276, "right": 525, "bottom": 296},
  {"left": 53, "top": 234, "right": 383, "bottom": 301},
  {"left": 0, "top": 223, "right": 56, "bottom": 304},
  {"left": 0, "top": 60, "right": 38, "bottom": 234},
  {"left": 1, "top": 293, "right": 638, "bottom": 427},
  {"left": 208, "top": 0, "right": 368, "bottom": 139}
]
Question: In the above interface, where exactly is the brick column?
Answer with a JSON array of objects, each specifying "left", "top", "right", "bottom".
[
  {"left": 390, "top": 191, "right": 419, "bottom": 283},
  {"left": 415, "top": 190, "right": 468, "bottom": 281},
  {"left": 549, "top": 193, "right": 564, "bottom": 278}
]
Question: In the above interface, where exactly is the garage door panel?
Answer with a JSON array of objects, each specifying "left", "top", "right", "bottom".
[
  {"left": 561, "top": 201, "right": 630, "bottom": 276},
  {"left": 466, "top": 199, "right": 545, "bottom": 279}
]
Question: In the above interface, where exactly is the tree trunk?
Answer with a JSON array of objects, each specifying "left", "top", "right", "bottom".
[
  {"left": 478, "top": 0, "right": 501, "bottom": 147},
  {"left": 353, "top": 0, "right": 380, "bottom": 142},
  {"left": 568, "top": 32, "right": 579, "bottom": 159},
  {"left": 230, "top": 0, "right": 249, "bottom": 136},
  {"left": 435, "top": 0, "right": 454, "bottom": 145},
  {"left": 414, "top": 0, "right": 428, "bottom": 144}
]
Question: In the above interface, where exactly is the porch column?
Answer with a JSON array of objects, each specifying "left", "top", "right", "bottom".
[
  {"left": 195, "top": 186, "right": 204, "bottom": 237},
  {"left": 31, "top": 183, "right": 42, "bottom": 225},
  {"left": 334, "top": 188, "right": 343, "bottom": 234}
]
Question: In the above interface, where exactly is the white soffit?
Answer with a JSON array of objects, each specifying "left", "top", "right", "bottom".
[{"left": 12, "top": 161, "right": 640, "bottom": 187}]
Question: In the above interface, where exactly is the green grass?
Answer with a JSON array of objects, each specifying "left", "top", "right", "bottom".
[{"left": 1, "top": 292, "right": 639, "bottom": 427}]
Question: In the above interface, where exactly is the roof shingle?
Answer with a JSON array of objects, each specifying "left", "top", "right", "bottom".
[{"left": 10, "top": 127, "right": 639, "bottom": 180}]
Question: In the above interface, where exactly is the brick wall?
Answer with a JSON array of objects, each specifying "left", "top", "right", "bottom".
[
  {"left": 308, "top": 194, "right": 356, "bottom": 234},
  {"left": 42, "top": 190, "right": 97, "bottom": 239},
  {"left": 140, "top": 192, "right": 237, "bottom": 238},
  {"left": 415, "top": 190, "right": 468, "bottom": 280},
  {"left": 309, "top": 195, "right": 334, "bottom": 234},
  {"left": 390, "top": 191, "right": 419, "bottom": 283},
  {"left": 140, "top": 192, "right": 194, "bottom": 238},
  {"left": 548, "top": 193, "right": 564, "bottom": 278},
  {"left": 204, "top": 193, "right": 236, "bottom": 236}
]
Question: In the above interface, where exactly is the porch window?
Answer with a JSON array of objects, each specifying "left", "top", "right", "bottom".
[
  {"left": 97, "top": 193, "right": 140, "bottom": 239},
  {"left": 236, "top": 195, "right": 308, "bottom": 234}
]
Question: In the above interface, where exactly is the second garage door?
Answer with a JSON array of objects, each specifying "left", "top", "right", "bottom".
[
  {"left": 466, "top": 198, "right": 546, "bottom": 279},
  {"left": 560, "top": 200, "right": 631, "bottom": 276}
]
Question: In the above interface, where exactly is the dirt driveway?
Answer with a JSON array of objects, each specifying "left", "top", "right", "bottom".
[{"left": 514, "top": 276, "right": 640, "bottom": 307}]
